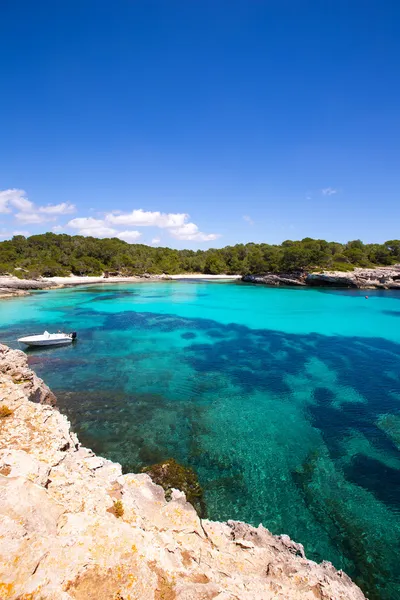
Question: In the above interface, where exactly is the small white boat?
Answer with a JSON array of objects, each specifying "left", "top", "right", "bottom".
[{"left": 18, "top": 331, "right": 77, "bottom": 347}]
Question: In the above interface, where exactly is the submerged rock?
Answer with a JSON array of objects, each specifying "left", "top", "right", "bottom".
[
  {"left": 0, "top": 343, "right": 367, "bottom": 600},
  {"left": 142, "top": 458, "right": 206, "bottom": 517}
]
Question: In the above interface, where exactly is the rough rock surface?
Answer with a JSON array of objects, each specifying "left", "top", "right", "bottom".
[
  {"left": 0, "top": 288, "right": 29, "bottom": 299},
  {"left": 0, "top": 276, "right": 55, "bottom": 296},
  {"left": 0, "top": 344, "right": 366, "bottom": 600},
  {"left": 0, "top": 344, "right": 56, "bottom": 405},
  {"left": 242, "top": 272, "right": 307, "bottom": 286},
  {"left": 243, "top": 265, "right": 400, "bottom": 289}
]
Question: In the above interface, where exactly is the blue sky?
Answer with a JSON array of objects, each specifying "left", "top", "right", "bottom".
[{"left": 1, "top": 1, "right": 399, "bottom": 248}]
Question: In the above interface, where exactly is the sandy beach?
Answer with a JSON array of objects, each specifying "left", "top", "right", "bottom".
[
  {"left": 168, "top": 274, "right": 241, "bottom": 280},
  {"left": 0, "top": 273, "right": 241, "bottom": 298},
  {"left": 44, "top": 273, "right": 241, "bottom": 285}
]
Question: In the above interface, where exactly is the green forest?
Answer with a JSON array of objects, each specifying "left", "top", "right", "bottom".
[{"left": 0, "top": 233, "right": 399, "bottom": 278}]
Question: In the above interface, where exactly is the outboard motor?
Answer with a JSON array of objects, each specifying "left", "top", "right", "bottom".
[{"left": 70, "top": 332, "right": 77, "bottom": 340}]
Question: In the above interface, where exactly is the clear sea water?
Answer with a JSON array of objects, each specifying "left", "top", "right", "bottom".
[{"left": 1, "top": 280, "right": 400, "bottom": 599}]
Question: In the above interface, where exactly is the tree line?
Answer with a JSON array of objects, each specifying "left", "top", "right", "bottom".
[{"left": 0, "top": 233, "right": 399, "bottom": 278}]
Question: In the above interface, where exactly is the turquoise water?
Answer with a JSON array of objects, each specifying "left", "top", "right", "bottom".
[{"left": 1, "top": 280, "right": 400, "bottom": 599}]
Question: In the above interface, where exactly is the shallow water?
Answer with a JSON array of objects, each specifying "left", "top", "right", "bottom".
[{"left": 1, "top": 280, "right": 400, "bottom": 599}]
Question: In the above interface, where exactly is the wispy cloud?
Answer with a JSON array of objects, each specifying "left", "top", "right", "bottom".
[
  {"left": 0, "top": 228, "right": 31, "bottom": 239},
  {"left": 0, "top": 189, "right": 76, "bottom": 225},
  {"left": 321, "top": 187, "right": 338, "bottom": 196},
  {"left": 243, "top": 215, "right": 254, "bottom": 225},
  {"left": 39, "top": 202, "right": 75, "bottom": 215},
  {"left": 15, "top": 212, "right": 52, "bottom": 224},
  {"left": 106, "top": 209, "right": 188, "bottom": 228},
  {"left": 13, "top": 230, "right": 31, "bottom": 237}
]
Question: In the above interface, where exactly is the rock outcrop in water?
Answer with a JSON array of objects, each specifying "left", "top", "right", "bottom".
[
  {"left": 243, "top": 265, "right": 400, "bottom": 289},
  {"left": 0, "top": 344, "right": 366, "bottom": 600},
  {"left": 142, "top": 458, "right": 206, "bottom": 518}
]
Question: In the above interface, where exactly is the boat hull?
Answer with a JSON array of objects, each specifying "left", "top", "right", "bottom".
[{"left": 19, "top": 338, "right": 73, "bottom": 347}]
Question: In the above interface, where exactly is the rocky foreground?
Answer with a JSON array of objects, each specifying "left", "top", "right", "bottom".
[
  {"left": 0, "top": 344, "right": 366, "bottom": 600},
  {"left": 243, "top": 265, "right": 400, "bottom": 288}
]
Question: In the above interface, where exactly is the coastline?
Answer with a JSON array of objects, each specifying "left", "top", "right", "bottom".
[
  {"left": 1, "top": 264, "right": 400, "bottom": 300},
  {"left": 47, "top": 273, "right": 241, "bottom": 284},
  {"left": 0, "top": 343, "right": 366, "bottom": 599},
  {"left": 0, "top": 273, "right": 241, "bottom": 299},
  {"left": 168, "top": 274, "right": 241, "bottom": 280}
]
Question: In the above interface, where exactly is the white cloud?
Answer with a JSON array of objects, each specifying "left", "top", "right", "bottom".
[
  {"left": 322, "top": 187, "right": 337, "bottom": 196},
  {"left": 68, "top": 217, "right": 105, "bottom": 229},
  {"left": 68, "top": 218, "right": 142, "bottom": 242},
  {"left": 15, "top": 212, "right": 50, "bottom": 224},
  {"left": 0, "top": 189, "right": 33, "bottom": 213},
  {"left": 77, "top": 226, "right": 117, "bottom": 237},
  {"left": 0, "top": 189, "right": 75, "bottom": 227},
  {"left": 10, "top": 193, "right": 34, "bottom": 212},
  {"left": 243, "top": 215, "right": 254, "bottom": 225},
  {"left": 67, "top": 217, "right": 117, "bottom": 238},
  {"left": 116, "top": 230, "right": 142, "bottom": 243},
  {"left": 1, "top": 191, "right": 221, "bottom": 246},
  {"left": 39, "top": 202, "right": 75, "bottom": 215},
  {"left": 106, "top": 209, "right": 188, "bottom": 228},
  {"left": 169, "top": 222, "right": 220, "bottom": 242},
  {"left": 0, "top": 228, "right": 30, "bottom": 239},
  {"left": 13, "top": 230, "right": 30, "bottom": 237},
  {"left": 105, "top": 208, "right": 219, "bottom": 242}
]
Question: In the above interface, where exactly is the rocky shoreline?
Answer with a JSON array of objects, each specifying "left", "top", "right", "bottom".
[
  {"left": 0, "top": 343, "right": 366, "bottom": 599},
  {"left": 243, "top": 265, "right": 400, "bottom": 289}
]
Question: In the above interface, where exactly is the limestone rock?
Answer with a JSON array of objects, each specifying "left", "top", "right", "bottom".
[
  {"left": 0, "top": 343, "right": 56, "bottom": 405},
  {"left": 242, "top": 273, "right": 306, "bottom": 286},
  {"left": 243, "top": 265, "right": 400, "bottom": 289},
  {"left": 0, "top": 344, "right": 367, "bottom": 600}
]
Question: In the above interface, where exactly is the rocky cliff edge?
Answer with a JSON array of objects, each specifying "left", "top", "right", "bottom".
[
  {"left": 0, "top": 344, "right": 366, "bottom": 600},
  {"left": 243, "top": 265, "right": 400, "bottom": 288}
]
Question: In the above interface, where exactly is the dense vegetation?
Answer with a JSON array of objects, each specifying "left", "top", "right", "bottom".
[{"left": 0, "top": 233, "right": 399, "bottom": 278}]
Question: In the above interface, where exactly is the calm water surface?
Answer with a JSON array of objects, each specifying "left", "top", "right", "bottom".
[{"left": 1, "top": 280, "right": 400, "bottom": 599}]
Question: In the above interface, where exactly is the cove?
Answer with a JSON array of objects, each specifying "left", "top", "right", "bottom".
[{"left": 1, "top": 280, "right": 400, "bottom": 600}]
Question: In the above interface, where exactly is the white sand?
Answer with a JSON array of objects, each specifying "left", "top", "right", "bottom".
[
  {"left": 43, "top": 274, "right": 240, "bottom": 285},
  {"left": 42, "top": 275, "right": 143, "bottom": 285},
  {"left": 168, "top": 274, "right": 241, "bottom": 280},
  {"left": 0, "top": 274, "right": 241, "bottom": 296}
]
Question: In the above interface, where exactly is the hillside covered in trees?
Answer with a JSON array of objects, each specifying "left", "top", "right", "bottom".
[{"left": 0, "top": 233, "right": 399, "bottom": 278}]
